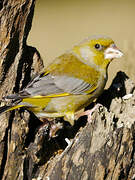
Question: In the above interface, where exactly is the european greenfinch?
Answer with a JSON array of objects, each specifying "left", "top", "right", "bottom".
[{"left": 0, "top": 35, "right": 123, "bottom": 125}]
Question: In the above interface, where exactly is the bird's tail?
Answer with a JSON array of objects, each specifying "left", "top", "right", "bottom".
[
  {"left": 0, "top": 94, "right": 23, "bottom": 115},
  {"left": 0, "top": 105, "right": 12, "bottom": 114},
  {"left": 0, "top": 103, "right": 25, "bottom": 115}
]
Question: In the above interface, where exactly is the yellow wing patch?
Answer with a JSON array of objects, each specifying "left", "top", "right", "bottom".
[
  {"left": 43, "top": 71, "right": 49, "bottom": 76},
  {"left": 7, "top": 105, "right": 25, "bottom": 111},
  {"left": 26, "top": 93, "right": 70, "bottom": 99},
  {"left": 22, "top": 93, "right": 70, "bottom": 108}
]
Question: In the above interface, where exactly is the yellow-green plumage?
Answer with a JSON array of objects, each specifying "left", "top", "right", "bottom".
[
  {"left": 0, "top": 35, "right": 123, "bottom": 125},
  {"left": 47, "top": 53, "right": 100, "bottom": 88}
]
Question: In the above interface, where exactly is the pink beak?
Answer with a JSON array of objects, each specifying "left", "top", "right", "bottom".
[{"left": 104, "top": 44, "right": 123, "bottom": 59}]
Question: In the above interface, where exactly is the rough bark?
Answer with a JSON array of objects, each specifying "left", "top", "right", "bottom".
[
  {"left": 27, "top": 71, "right": 134, "bottom": 180},
  {"left": 0, "top": 1, "right": 135, "bottom": 180},
  {"left": 0, "top": 0, "right": 43, "bottom": 179}
]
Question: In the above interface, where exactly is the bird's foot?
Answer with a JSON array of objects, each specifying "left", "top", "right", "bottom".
[
  {"left": 49, "top": 121, "right": 63, "bottom": 138},
  {"left": 76, "top": 103, "right": 102, "bottom": 123},
  {"left": 39, "top": 118, "right": 63, "bottom": 138}
]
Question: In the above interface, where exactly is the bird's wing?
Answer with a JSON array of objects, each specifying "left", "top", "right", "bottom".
[{"left": 19, "top": 72, "right": 98, "bottom": 98}]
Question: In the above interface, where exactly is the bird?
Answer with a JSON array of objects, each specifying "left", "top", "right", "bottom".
[{"left": 0, "top": 35, "right": 123, "bottom": 126}]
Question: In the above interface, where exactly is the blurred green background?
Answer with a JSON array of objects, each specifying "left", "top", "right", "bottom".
[{"left": 28, "top": 0, "right": 135, "bottom": 87}]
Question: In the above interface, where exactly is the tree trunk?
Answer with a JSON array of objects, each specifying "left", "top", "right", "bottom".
[
  {"left": 0, "top": 1, "right": 135, "bottom": 180},
  {"left": 0, "top": 0, "right": 44, "bottom": 179}
]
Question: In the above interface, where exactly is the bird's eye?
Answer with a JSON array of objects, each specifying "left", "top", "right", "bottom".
[{"left": 94, "top": 44, "right": 102, "bottom": 50}]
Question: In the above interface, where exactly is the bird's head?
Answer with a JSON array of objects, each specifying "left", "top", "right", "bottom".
[{"left": 72, "top": 35, "right": 123, "bottom": 70}]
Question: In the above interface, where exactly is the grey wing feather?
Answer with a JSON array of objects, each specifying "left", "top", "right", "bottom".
[
  {"left": 24, "top": 74, "right": 64, "bottom": 96},
  {"left": 21, "top": 73, "right": 92, "bottom": 97},
  {"left": 54, "top": 75, "right": 92, "bottom": 94}
]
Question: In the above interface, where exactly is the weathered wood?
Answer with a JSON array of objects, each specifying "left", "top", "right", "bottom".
[
  {"left": 0, "top": 0, "right": 135, "bottom": 179},
  {"left": 26, "top": 72, "right": 135, "bottom": 180},
  {"left": 0, "top": 0, "right": 43, "bottom": 179}
]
